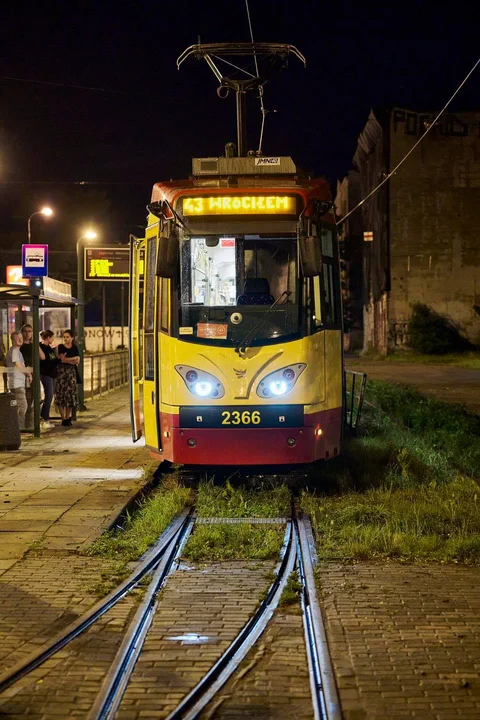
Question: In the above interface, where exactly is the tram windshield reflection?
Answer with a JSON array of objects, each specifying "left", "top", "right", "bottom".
[{"left": 179, "top": 234, "right": 300, "bottom": 346}]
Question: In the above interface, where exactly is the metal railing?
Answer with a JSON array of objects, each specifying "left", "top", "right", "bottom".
[
  {"left": 344, "top": 369, "right": 367, "bottom": 432},
  {"left": 83, "top": 350, "right": 129, "bottom": 399}
]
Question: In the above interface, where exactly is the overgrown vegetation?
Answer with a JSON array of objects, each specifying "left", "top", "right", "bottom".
[
  {"left": 408, "top": 303, "right": 474, "bottom": 354},
  {"left": 184, "top": 480, "right": 290, "bottom": 561},
  {"left": 196, "top": 480, "right": 291, "bottom": 518},
  {"left": 86, "top": 476, "right": 193, "bottom": 562},
  {"left": 366, "top": 380, "right": 480, "bottom": 478},
  {"left": 303, "top": 383, "right": 480, "bottom": 564},
  {"left": 183, "top": 523, "right": 285, "bottom": 562}
]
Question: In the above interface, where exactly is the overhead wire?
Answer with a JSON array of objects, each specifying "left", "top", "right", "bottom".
[
  {"left": 244, "top": 0, "right": 267, "bottom": 153},
  {"left": 337, "top": 56, "right": 480, "bottom": 226},
  {"left": 0, "top": 75, "right": 123, "bottom": 94}
]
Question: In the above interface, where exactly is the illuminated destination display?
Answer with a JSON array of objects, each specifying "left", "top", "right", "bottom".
[
  {"left": 182, "top": 195, "right": 296, "bottom": 216},
  {"left": 85, "top": 247, "right": 130, "bottom": 281}
]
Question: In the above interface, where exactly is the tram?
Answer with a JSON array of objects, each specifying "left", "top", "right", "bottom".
[{"left": 128, "top": 44, "right": 344, "bottom": 466}]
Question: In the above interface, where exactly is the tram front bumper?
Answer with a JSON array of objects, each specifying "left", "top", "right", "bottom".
[{"left": 170, "top": 426, "right": 321, "bottom": 465}]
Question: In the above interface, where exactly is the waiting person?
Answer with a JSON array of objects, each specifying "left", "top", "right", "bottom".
[
  {"left": 20, "top": 324, "right": 35, "bottom": 430},
  {"left": 6, "top": 331, "right": 32, "bottom": 430},
  {"left": 39, "top": 330, "right": 59, "bottom": 429},
  {"left": 55, "top": 329, "right": 80, "bottom": 427}
]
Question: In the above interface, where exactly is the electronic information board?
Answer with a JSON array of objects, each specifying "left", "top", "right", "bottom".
[{"left": 85, "top": 247, "right": 130, "bottom": 281}]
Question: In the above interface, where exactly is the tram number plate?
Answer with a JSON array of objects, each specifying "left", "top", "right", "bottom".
[{"left": 179, "top": 406, "right": 304, "bottom": 428}]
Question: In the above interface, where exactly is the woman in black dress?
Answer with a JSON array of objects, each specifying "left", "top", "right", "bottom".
[{"left": 55, "top": 329, "right": 80, "bottom": 426}]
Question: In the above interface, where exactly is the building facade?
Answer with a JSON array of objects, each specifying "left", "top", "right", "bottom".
[{"left": 339, "top": 108, "right": 480, "bottom": 352}]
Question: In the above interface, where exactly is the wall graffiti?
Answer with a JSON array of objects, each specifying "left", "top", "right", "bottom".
[{"left": 392, "top": 108, "right": 473, "bottom": 137}]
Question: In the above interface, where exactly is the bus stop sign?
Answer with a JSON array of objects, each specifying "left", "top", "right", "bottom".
[{"left": 22, "top": 244, "right": 48, "bottom": 277}]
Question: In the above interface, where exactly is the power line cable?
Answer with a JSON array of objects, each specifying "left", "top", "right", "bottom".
[
  {"left": 337, "top": 56, "right": 480, "bottom": 226},
  {"left": 0, "top": 75, "right": 124, "bottom": 94},
  {"left": 244, "top": 0, "right": 267, "bottom": 153}
]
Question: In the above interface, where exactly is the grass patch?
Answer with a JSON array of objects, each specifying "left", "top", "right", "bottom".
[
  {"left": 366, "top": 380, "right": 480, "bottom": 478},
  {"left": 302, "top": 477, "right": 480, "bottom": 564},
  {"left": 304, "top": 384, "right": 480, "bottom": 564},
  {"left": 183, "top": 523, "right": 285, "bottom": 562},
  {"left": 279, "top": 572, "right": 303, "bottom": 606},
  {"left": 196, "top": 480, "right": 291, "bottom": 518},
  {"left": 85, "top": 475, "right": 193, "bottom": 562}
]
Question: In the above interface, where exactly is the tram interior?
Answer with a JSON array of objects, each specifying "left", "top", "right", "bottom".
[{"left": 180, "top": 235, "right": 300, "bottom": 344}]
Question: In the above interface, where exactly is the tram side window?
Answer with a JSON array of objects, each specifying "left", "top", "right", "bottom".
[
  {"left": 159, "top": 278, "right": 169, "bottom": 333},
  {"left": 320, "top": 228, "right": 336, "bottom": 325},
  {"left": 312, "top": 276, "right": 322, "bottom": 329},
  {"left": 144, "top": 237, "right": 157, "bottom": 380},
  {"left": 321, "top": 263, "right": 336, "bottom": 325}
]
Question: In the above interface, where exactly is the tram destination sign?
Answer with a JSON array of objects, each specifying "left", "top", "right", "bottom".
[
  {"left": 85, "top": 247, "right": 130, "bottom": 281},
  {"left": 182, "top": 195, "right": 297, "bottom": 216}
]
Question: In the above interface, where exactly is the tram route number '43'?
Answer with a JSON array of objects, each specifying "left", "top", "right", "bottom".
[{"left": 221, "top": 410, "right": 261, "bottom": 425}]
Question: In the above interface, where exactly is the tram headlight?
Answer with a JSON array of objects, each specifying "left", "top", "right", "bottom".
[
  {"left": 257, "top": 364, "right": 306, "bottom": 399},
  {"left": 270, "top": 380, "right": 287, "bottom": 396},
  {"left": 175, "top": 365, "right": 225, "bottom": 399},
  {"left": 194, "top": 381, "right": 212, "bottom": 397}
]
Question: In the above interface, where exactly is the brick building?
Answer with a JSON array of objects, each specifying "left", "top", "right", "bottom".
[{"left": 337, "top": 108, "right": 480, "bottom": 353}]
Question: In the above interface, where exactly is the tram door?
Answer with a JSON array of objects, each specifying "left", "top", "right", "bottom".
[
  {"left": 129, "top": 235, "right": 144, "bottom": 441},
  {"left": 142, "top": 232, "right": 161, "bottom": 449}
]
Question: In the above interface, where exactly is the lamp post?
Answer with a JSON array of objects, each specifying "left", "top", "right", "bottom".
[
  {"left": 27, "top": 206, "right": 53, "bottom": 242},
  {"left": 27, "top": 206, "right": 54, "bottom": 438},
  {"left": 76, "top": 229, "right": 98, "bottom": 411}
]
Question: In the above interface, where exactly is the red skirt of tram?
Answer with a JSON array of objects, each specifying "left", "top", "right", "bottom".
[{"left": 153, "top": 407, "right": 343, "bottom": 465}]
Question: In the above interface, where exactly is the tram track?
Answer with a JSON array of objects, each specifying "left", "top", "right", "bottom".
[{"left": 0, "top": 493, "right": 341, "bottom": 720}]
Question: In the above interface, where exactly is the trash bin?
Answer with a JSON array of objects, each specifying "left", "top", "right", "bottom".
[{"left": 0, "top": 392, "right": 21, "bottom": 450}]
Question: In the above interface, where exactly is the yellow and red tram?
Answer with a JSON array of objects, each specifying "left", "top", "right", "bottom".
[{"left": 129, "top": 154, "right": 344, "bottom": 466}]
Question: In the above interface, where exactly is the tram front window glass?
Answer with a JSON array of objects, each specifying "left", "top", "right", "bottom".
[{"left": 179, "top": 235, "right": 299, "bottom": 346}]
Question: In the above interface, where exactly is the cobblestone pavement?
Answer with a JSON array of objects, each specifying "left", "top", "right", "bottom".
[
  {"left": 319, "top": 562, "right": 480, "bottom": 719},
  {"left": 199, "top": 608, "right": 313, "bottom": 720},
  {"left": 0, "top": 552, "right": 125, "bottom": 675},
  {"left": 0, "top": 575, "right": 139, "bottom": 718},
  {"left": 0, "top": 388, "right": 151, "bottom": 573},
  {"left": 116, "top": 561, "right": 283, "bottom": 720},
  {"left": 345, "top": 358, "right": 480, "bottom": 413}
]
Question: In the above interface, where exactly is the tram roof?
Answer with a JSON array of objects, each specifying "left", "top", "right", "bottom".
[{"left": 151, "top": 174, "right": 332, "bottom": 205}]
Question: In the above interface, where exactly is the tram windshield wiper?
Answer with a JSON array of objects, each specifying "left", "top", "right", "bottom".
[{"left": 235, "top": 291, "right": 291, "bottom": 355}]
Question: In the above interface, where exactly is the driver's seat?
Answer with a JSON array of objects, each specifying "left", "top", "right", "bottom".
[{"left": 237, "top": 278, "right": 274, "bottom": 305}]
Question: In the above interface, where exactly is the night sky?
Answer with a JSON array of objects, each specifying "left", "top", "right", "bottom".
[{"left": 1, "top": 0, "right": 479, "bottom": 237}]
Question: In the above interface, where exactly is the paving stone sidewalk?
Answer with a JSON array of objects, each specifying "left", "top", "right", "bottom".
[
  {"left": 319, "top": 562, "right": 480, "bottom": 720},
  {"left": 0, "top": 387, "right": 151, "bottom": 574}
]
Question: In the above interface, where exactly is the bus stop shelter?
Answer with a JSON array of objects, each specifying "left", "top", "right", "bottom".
[{"left": 0, "top": 278, "right": 81, "bottom": 438}]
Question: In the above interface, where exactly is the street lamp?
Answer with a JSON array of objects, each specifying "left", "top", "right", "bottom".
[
  {"left": 76, "top": 228, "right": 98, "bottom": 410},
  {"left": 26, "top": 207, "right": 54, "bottom": 438},
  {"left": 27, "top": 206, "right": 54, "bottom": 242}
]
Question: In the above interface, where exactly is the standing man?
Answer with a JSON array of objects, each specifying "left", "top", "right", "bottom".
[
  {"left": 20, "top": 324, "right": 34, "bottom": 430},
  {"left": 6, "top": 331, "right": 32, "bottom": 430}
]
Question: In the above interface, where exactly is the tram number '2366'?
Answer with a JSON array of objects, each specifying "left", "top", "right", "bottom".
[{"left": 221, "top": 410, "right": 261, "bottom": 425}]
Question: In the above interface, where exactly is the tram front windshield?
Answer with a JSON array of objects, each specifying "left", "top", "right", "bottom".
[{"left": 179, "top": 235, "right": 299, "bottom": 346}]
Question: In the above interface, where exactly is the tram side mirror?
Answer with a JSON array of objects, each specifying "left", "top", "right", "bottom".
[
  {"left": 298, "top": 230, "right": 323, "bottom": 277},
  {"left": 156, "top": 228, "right": 179, "bottom": 279}
]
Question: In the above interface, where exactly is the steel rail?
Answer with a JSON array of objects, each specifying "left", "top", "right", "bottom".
[
  {"left": 164, "top": 520, "right": 296, "bottom": 720},
  {"left": 89, "top": 512, "right": 195, "bottom": 720},
  {"left": 296, "top": 515, "right": 342, "bottom": 720},
  {"left": 0, "top": 509, "right": 191, "bottom": 695}
]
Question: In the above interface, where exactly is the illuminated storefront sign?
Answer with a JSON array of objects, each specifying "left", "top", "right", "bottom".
[
  {"left": 6, "top": 265, "right": 29, "bottom": 286},
  {"left": 85, "top": 247, "right": 130, "bottom": 281},
  {"left": 182, "top": 195, "right": 296, "bottom": 216}
]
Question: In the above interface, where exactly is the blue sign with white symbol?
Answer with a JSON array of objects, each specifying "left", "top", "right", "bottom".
[{"left": 22, "top": 244, "right": 48, "bottom": 278}]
